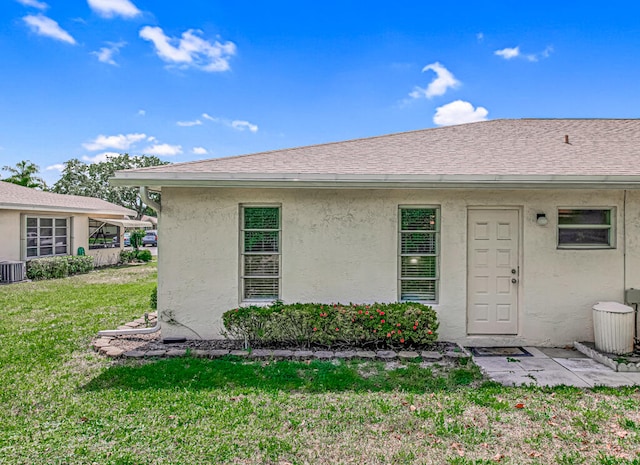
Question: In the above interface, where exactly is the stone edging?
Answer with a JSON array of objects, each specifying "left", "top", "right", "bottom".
[
  {"left": 94, "top": 345, "right": 471, "bottom": 363},
  {"left": 93, "top": 314, "right": 471, "bottom": 364},
  {"left": 93, "top": 312, "right": 158, "bottom": 357},
  {"left": 574, "top": 341, "right": 640, "bottom": 372}
]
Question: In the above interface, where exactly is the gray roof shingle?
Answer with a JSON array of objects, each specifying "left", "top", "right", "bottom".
[
  {"left": 112, "top": 119, "right": 640, "bottom": 187},
  {"left": 0, "top": 181, "right": 135, "bottom": 215}
]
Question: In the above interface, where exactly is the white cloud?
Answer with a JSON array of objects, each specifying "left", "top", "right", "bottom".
[
  {"left": 137, "top": 109, "right": 146, "bottom": 116},
  {"left": 139, "top": 26, "right": 236, "bottom": 72},
  {"left": 83, "top": 133, "right": 147, "bottom": 151},
  {"left": 23, "top": 14, "right": 76, "bottom": 44},
  {"left": 409, "top": 62, "right": 460, "bottom": 99},
  {"left": 92, "top": 41, "right": 126, "bottom": 65},
  {"left": 176, "top": 119, "right": 202, "bottom": 127},
  {"left": 539, "top": 45, "right": 554, "bottom": 59},
  {"left": 16, "top": 0, "right": 48, "bottom": 10},
  {"left": 495, "top": 45, "right": 553, "bottom": 62},
  {"left": 87, "top": 0, "right": 141, "bottom": 18},
  {"left": 82, "top": 152, "right": 119, "bottom": 163},
  {"left": 495, "top": 46, "right": 520, "bottom": 60},
  {"left": 192, "top": 147, "right": 208, "bottom": 155},
  {"left": 201, "top": 113, "right": 258, "bottom": 132},
  {"left": 433, "top": 100, "right": 488, "bottom": 126},
  {"left": 45, "top": 163, "right": 65, "bottom": 171},
  {"left": 476, "top": 32, "right": 484, "bottom": 42},
  {"left": 231, "top": 120, "right": 258, "bottom": 133},
  {"left": 142, "top": 144, "right": 182, "bottom": 156}
]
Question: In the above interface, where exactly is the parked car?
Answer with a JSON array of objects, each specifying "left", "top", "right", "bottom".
[
  {"left": 123, "top": 232, "right": 131, "bottom": 247},
  {"left": 142, "top": 230, "right": 158, "bottom": 247}
]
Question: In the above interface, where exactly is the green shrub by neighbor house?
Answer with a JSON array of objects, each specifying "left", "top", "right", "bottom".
[
  {"left": 119, "top": 248, "right": 152, "bottom": 264},
  {"left": 222, "top": 301, "right": 439, "bottom": 349},
  {"left": 26, "top": 255, "right": 94, "bottom": 280}
]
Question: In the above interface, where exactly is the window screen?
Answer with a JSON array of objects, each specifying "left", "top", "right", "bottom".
[
  {"left": 558, "top": 208, "right": 614, "bottom": 248},
  {"left": 399, "top": 207, "right": 439, "bottom": 301},
  {"left": 241, "top": 206, "right": 280, "bottom": 300}
]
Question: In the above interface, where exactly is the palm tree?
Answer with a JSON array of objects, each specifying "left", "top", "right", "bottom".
[{"left": 1, "top": 160, "right": 47, "bottom": 189}]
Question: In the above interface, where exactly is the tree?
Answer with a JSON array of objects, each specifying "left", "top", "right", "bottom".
[
  {"left": 51, "top": 154, "right": 169, "bottom": 218},
  {"left": 1, "top": 160, "right": 47, "bottom": 189}
]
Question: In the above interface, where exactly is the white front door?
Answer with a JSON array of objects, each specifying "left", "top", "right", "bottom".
[{"left": 467, "top": 208, "right": 520, "bottom": 335}]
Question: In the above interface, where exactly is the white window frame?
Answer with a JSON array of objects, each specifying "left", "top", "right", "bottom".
[
  {"left": 398, "top": 206, "right": 440, "bottom": 303},
  {"left": 26, "top": 216, "right": 70, "bottom": 258},
  {"left": 240, "top": 204, "right": 281, "bottom": 303},
  {"left": 557, "top": 207, "right": 615, "bottom": 249}
]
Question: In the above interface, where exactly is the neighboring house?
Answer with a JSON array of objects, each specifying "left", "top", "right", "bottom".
[
  {"left": 0, "top": 181, "right": 149, "bottom": 271},
  {"left": 111, "top": 119, "right": 640, "bottom": 346}
]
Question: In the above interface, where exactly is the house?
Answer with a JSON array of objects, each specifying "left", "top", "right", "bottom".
[
  {"left": 111, "top": 119, "right": 640, "bottom": 346},
  {"left": 0, "top": 181, "right": 150, "bottom": 273}
]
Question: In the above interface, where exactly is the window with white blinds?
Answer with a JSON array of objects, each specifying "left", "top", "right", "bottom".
[
  {"left": 241, "top": 206, "right": 281, "bottom": 301},
  {"left": 399, "top": 207, "right": 439, "bottom": 302}
]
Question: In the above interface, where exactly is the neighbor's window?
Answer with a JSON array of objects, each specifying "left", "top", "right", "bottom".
[
  {"left": 89, "top": 219, "right": 120, "bottom": 249},
  {"left": 399, "top": 207, "right": 439, "bottom": 302},
  {"left": 241, "top": 206, "right": 281, "bottom": 301},
  {"left": 26, "top": 217, "right": 69, "bottom": 258},
  {"left": 557, "top": 208, "right": 614, "bottom": 248}
]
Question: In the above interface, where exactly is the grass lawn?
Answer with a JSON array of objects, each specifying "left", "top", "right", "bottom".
[{"left": 1, "top": 264, "right": 639, "bottom": 465}]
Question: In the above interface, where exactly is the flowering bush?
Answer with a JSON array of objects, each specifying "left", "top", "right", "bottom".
[{"left": 222, "top": 302, "right": 439, "bottom": 348}]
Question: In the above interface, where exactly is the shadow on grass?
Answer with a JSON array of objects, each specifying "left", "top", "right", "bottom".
[{"left": 82, "top": 356, "right": 482, "bottom": 394}]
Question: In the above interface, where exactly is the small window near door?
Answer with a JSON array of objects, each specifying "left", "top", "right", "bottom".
[
  {"left": 399, "top": 207, "right": 439, "bottom": 302},
  {"left": 557, "top": 208, "right": 614, "bottom": 248}
]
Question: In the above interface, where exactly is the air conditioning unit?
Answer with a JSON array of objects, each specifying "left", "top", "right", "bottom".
[{"left": 0, "top": 261, "right": 26, "bottom": 284}]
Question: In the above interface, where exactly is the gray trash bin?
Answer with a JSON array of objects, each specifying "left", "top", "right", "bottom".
[{"left": 592, "top": 301, "right": 634, "bottom": 354}]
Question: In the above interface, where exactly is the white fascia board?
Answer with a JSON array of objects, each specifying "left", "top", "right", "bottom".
[
  {"left": 0, "top": 203, "right": 133, "bottom": 216},
  {"left": 109, "top": 172, "right": 640, "bottom": 190}
]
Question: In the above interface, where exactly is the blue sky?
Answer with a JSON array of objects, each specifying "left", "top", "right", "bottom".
[{"left": 2, "top": 0, "right": 640, "bottom": 185}]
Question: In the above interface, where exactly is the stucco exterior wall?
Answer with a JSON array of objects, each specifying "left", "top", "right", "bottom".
[
  {"left": 158, "top": 187, "right": 630, "bottom": 346},
  {"left": 0, "top": 210, "right": 22, "bottom": 261}
]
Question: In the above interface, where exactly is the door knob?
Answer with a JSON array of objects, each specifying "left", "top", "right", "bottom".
[
  {"left": 511, "top": 278, "right": 517, "bottom": 284},
  {"left": 511, "top": 269, "right": 517, "bottom": 274}
]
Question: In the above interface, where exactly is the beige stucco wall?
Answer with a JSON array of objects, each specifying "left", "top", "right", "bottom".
[
  {"left": 0, "top": 210, "right": 22, "bottom": 261},
  {"left": 157, "top": 187, "right": 633, "bottom": 346}
]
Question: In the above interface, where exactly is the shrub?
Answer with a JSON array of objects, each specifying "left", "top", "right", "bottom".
[
  {"left": 119, "top": 249, "right": 137, "bottom": 264},
  {"left": 130, "top": 229, "right": 145, "bottom": 250},
  {"left": 119, "top": 249, "right": 152, "bottom": 264},
  {"left": 136, "top": 249, "right": 152, "bottom": 262},
  {"left": 222, "top": 302, "right": 439, "bottom": 349},
  {"left": 26, "top": 255, "right": 94, "bottom": 280},
  {"left": 150, "top": 286, "right": 157, "bottom": 310}
]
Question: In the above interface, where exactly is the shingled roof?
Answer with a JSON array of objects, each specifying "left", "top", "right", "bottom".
[
  {"left": 111, "top": 119, "right": 640, "bottom": 189},
  {"left": 0, "top": 181, "right": 135, "bottom": 216}
]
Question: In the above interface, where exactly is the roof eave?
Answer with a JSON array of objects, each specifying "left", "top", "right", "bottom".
[
  {"left": 109, "top": 173, "right": 640, "bottom": 190},
  {"left": 0, "top": 202, "right": 135, "bottom": 216}
]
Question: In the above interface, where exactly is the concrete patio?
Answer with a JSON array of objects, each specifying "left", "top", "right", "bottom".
[{"left": 473, "top": 347, "right": 640, "bottom": 387}]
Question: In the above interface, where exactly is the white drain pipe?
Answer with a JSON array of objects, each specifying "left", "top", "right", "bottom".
[{"left": 98, "top": 323, "right": 160, "bottom": 337}]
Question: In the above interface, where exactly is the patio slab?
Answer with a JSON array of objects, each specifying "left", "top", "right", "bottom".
[
  {"left": 472, "top": 346, "right": 640, "bottom": 387},
  {"left": 553, "top": 358, "right": 613, "bottom": 372}
]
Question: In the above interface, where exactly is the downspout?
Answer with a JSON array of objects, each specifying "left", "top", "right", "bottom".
[
  {"left": 140, "top": 186, "right": 161, "bottom": 214},
  {"left": 97, "top": 186, "right": 162, "bottom": 337},
  {"left": 623, "top": 189, "right": 627, "bottom": 296}
]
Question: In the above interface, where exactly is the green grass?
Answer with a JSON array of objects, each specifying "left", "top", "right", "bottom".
[{"left": 1, "top": 264, "right": 640, "bottom": 464}]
